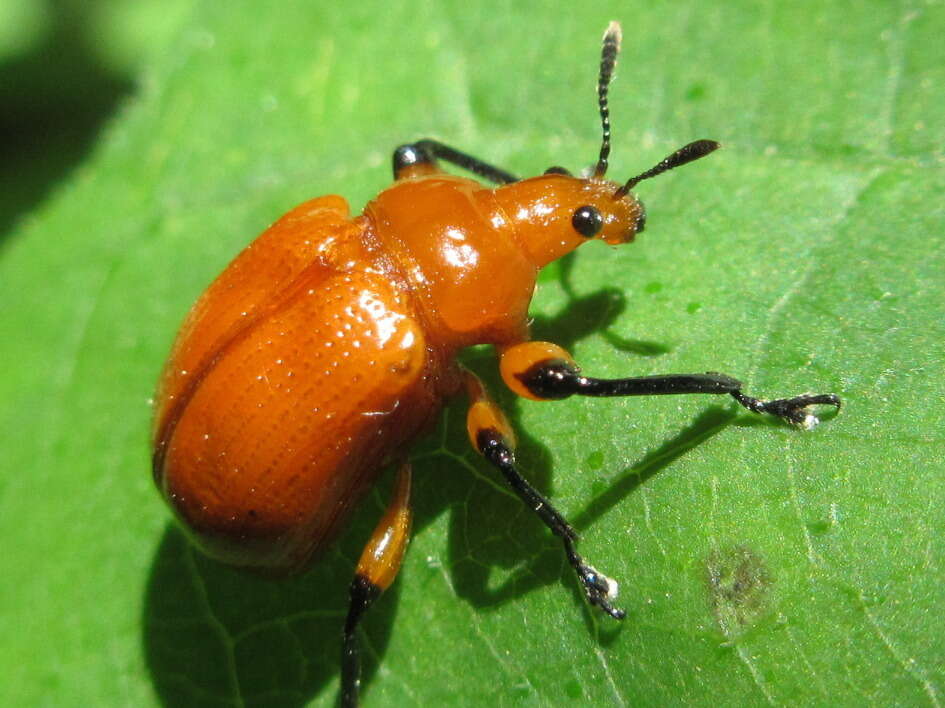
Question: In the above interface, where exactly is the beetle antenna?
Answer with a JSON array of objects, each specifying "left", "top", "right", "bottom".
[
  {"left": 594, "top": 22, "right": 622, "bottom": 177},
  {"left": 614, "top": 139, "right": 720, "bottom": 198}
]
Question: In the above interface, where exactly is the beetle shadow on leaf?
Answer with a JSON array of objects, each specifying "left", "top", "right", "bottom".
[
  {"left": 530, "top": 252, "right": 670, "bottom": 357},
  {"left": 0, "top": 2, "right": 133, "bottom": 242},
  {"left": 571, "top": 406, "right": 736, "bottom": 529},
  {"left": 143, "top": 504, "right": 401, "bottom": 707}
]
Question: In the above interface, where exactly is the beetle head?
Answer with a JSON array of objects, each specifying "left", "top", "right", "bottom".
[
  {"left": 490, "top": 22, "right": 719, "bottom": 267},
  {"left": 542, "top": 22, "right": 719, "bottom": 247}
]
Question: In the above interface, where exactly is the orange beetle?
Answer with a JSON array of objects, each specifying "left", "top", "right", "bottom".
[{"left": 152, "top": 23, "right": 840, "bottom": 706}]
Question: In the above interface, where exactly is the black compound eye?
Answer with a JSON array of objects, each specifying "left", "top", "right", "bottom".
[
  {"left": 571, "top": 205, "right": 603, "bottom": 238},
  {"left": 544, "top": 166, "right": 572, "bottom": 176}
]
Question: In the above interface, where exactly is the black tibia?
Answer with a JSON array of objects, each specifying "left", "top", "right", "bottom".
[
  {"left": 476, "top": 428, "right": 626, "bottom": 620},
  {"left": 341, "top": 575, "right": 381, "bottom": 708},
  {"left": 518, "top": 360, "right": 841, "bottom": 427},
  {"left": 392, "top": 139, "right": 521, "bottom": 184}
]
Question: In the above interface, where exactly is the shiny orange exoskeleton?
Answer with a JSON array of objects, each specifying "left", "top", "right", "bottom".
[{"left": 152, "top": 23, "right": 840, "bottom": 706}]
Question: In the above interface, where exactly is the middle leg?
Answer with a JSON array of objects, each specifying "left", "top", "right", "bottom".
[{"left": 463, "top": 369, "right": 625, "bottom": 620}]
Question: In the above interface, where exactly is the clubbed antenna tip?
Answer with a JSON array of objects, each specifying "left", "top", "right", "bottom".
[
  {"left": 604, "top": 20, "right": 623, "bottom": 47},
  {"left": 614, "top": 140, "right": 721, "bottom": 198},
  {"left": 593, "top": 22, "right": 623, "bottom": 177}
]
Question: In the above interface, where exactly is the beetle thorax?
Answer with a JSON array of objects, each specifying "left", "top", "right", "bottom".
[{"left": 366, "top": 175, "right": 537, "bottom": 350}]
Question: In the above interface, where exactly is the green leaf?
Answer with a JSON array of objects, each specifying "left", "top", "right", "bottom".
[{"left": 3, "top": 1, "right": 944, "bottom": 705}]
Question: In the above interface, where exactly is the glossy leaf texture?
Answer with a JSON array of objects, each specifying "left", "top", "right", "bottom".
[{"left": 2, "top": 1, "right": 943, "bottom": 705}]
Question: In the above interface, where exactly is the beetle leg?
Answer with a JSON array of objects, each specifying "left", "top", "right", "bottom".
[
  {"left": 463, "top": 370, "right": 626, "bottom": 620},
  {"left": 341, "top": 461, "right": 412, "bottom": 708},
  {"left": 499, "top": 341, "right": 841, "bottom": 429},
  {"left": 392, "top": 139, "right": 521, "bottom": 184}
]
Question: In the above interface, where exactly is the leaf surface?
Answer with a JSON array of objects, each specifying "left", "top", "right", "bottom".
[{"left": 2, "top": 2, "right": 943, "bottom": 705}]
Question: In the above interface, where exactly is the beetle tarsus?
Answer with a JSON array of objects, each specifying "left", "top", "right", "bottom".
[
  {"left": 565, "top": 542, "right": 626, "bottom": 620},
  {"left": 730, "top": 391, "right": 842, "bottom": 429}
]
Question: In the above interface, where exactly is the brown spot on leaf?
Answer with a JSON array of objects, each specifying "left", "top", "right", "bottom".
[{"left": 705, "top": 545, "right": 773, "bottom": 639}]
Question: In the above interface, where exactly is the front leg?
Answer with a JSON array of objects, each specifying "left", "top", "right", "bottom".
[{"left": 499, "top": 341, "right": 841, "bottom": 428}]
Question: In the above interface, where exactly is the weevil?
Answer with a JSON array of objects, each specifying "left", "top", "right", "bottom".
[{"left": 152, "top": 22, "right": 840, "bottom": 705}]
